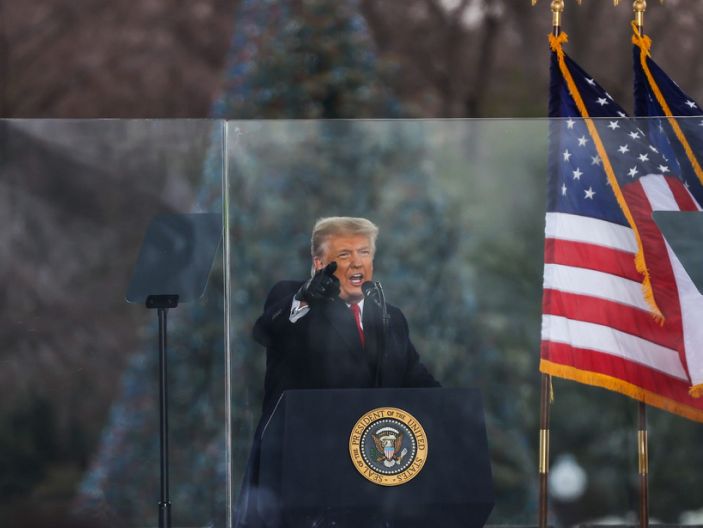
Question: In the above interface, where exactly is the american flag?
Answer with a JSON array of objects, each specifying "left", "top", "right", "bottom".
[
  {"left": 633, "top": 26, "right": 703, "bottom": 205},
  {"left": 540, "top": 33, "right": 703, "bottom": 422}
]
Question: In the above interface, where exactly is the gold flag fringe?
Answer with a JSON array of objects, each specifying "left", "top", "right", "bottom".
[{"left": 540, "top": 360, "right": 703, "bottom": 422}]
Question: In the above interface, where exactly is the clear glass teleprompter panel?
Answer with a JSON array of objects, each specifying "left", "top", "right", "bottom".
[
  {"left": 225, "top": 117, "right": 703, "bottom": 528},
  {"left": 225, "top": 119, "right": 545, "bottom": 526},
  {"left": 0, "top": 119, "right": 227, "bottom": 527}
]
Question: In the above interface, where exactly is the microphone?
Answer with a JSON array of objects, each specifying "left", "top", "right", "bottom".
[
  {"left": 362, "top": 281, "right": 382, "bottom": 308},
  {"left": 361, "top": 281, "right": 376, "bottom": 299}
]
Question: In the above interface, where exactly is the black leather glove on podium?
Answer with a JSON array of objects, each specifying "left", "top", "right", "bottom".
[{"left": 295, "top": 262, "right": 340, "bottom": 303}]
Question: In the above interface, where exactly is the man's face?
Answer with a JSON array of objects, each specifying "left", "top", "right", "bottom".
[{"left": 314, "top": 234, "right": 374, "bottom": 303}]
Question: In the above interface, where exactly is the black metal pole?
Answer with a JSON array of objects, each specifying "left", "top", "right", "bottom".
[
  {"left": 158, "top": 306, "right": 172, "bottom": 528},
  {"left": 374, "top": 281, "right": 389, "bottom": 387}
]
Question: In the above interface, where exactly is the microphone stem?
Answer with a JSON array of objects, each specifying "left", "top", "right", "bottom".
[{"left": 374, "top": 281, "right": 388, "bottom": 387}]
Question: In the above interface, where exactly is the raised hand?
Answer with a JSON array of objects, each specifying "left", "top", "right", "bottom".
[{"left": 295, "top": 262, "right": 340, "bottom": 303}]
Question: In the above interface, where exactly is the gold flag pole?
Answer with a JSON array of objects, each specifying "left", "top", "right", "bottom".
[
  {"left": 632, "top": 0, "right": 650, "bottom": 522},
  {"left": 638, "top": 402, "right": 649, "bottom": 528},
  {"left": 529, "top": 4, "right": 571, "bottom": 525},
  {"left": 614, "top": 3, "right": 651, "bottom": 524},
  {"left": 615, "top": 4, "right": 657, "bottom": 526},
  {"left": 531, "top": 3, "right": 569, "bottom": 524},
  {"left": 538, "top": 374, "right": 552, "bottom": 528}
]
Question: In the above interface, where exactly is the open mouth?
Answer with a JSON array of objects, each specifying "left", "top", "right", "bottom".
[{"left": 349, "top": 273, "right": 364, "bottom": 287}]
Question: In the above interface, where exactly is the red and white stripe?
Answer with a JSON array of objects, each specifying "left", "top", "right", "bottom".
[{"left": 541, "top": 174, "right": 703, "bottom": 404}]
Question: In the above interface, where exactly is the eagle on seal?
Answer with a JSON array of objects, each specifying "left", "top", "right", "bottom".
[{"left": 372, "top": 429, "right": 404, "bottom": 463}]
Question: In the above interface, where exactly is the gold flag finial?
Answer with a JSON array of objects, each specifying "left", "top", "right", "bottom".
[
  {"left": 531, "top": 1, "right": 581, "bottom": 32},
  {"left": 551, "top": 0, "right": 565, "bottom": 29},
  {"left": 613, "top": 0, "right": 664, "bottom": 32},
  {"left": 634, "top": 0, "right": 647, "bottom": 29}
]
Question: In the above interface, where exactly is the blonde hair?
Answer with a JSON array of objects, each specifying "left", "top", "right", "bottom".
[{"left": 311, "top": 216, "right": 379, "bottom": 259}]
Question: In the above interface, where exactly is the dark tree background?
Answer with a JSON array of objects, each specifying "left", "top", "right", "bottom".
[{"left": 3, "top": 0, "right": 703, "bottom": 118}]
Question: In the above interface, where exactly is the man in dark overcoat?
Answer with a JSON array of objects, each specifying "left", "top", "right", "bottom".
[{"left": 235, "top": 216, "right": 438, "bottom": 527}]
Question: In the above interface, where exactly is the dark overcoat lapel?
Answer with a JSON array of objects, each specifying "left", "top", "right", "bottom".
[{"left": 320, "top": 298, "right": 364, "bottom": 358}]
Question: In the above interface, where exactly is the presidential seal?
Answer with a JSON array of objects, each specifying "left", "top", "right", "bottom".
[{"left": 348, "top": 407, "right": 428, "bottom": 486}]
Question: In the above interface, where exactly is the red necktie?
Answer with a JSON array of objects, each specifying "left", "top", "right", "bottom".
[{"left": 350, "top": 303, "right": 365, "bottom": 348}]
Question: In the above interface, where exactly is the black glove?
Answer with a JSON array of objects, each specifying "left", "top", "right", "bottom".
[{"left": 295, "top": 262, "right": 340, "bottom": 303}]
